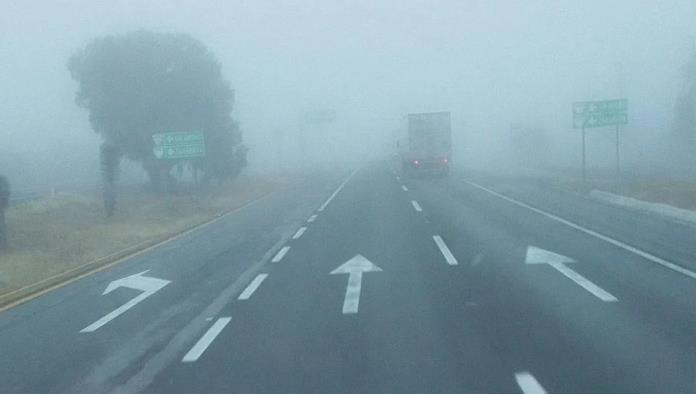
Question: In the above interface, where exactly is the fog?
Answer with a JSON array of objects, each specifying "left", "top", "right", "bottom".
[{"left": 2, "top": 0, "right": 696, "bottom": 191}]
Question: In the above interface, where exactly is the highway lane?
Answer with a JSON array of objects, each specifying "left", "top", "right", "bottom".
[
  {"left": 147, "top": 164, "right": 524, "bottom": 393},
  {"left": 408, "top": 173, "right": 696, "bottom": 393},
  {"left": 0, "top": 170, "right": 345, "bottom": 394},
  {"left": 4, "top": 163, "right": 696, "bottom": 392}
]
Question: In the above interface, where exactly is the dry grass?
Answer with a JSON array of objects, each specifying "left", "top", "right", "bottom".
[
  {"left": 553, "top": 177, "right": 696, "bottom": 210},
  {"left": 0, "top": 176, "right": 277, "bottom": 295}
]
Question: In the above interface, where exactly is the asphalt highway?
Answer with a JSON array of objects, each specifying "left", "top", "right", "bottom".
[{"left": 2, "top": 163, "right": 696, "bottom": 393}]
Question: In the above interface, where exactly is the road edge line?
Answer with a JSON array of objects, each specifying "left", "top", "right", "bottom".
[{"left": 463, "top": 178, "right": 696, "bottom": 281}]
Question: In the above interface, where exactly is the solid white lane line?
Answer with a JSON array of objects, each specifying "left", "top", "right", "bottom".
[
  {"left": 515, "top": 372, "right": 547, "bottom": 394},
  {"left": 401, "top": 185, "right": 409, "bottom": 192},
  {"left": 182, "top": 317, "right": 231, "bottom": 363},
  {"left": 318, "top": 168, "right": 359, "bottom": 212},
  {"left": 292, "top": 227, "right": 307, "bottom": 240},
  {"left": 411, "top": 200, "right": 423, "bottom": 212},
  {"left": 550, "top": 262, "right": 618, "bottom": 302},
  {"left": 464, "top": 179, "right": 696, "bottom": 281},
  {"left": 237, "top": 274, "right": 269, "bottom": 300},
  {"left": 433, "top": 235, "right": 459, "bottom": 265},
  {"left": 307, "top": 214, "right": 317, "bottom": 223},
  {"left": 271, "top": 246, "right": 290, "bottom": 263}
]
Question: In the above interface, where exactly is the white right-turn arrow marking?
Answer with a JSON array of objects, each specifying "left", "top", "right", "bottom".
[{"left": 526, "top": 246, "right": 617, "bottom": 302}]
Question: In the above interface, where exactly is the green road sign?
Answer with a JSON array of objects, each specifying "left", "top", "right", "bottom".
[
  {"left": 152, "top": 131, "right": 206, "bottom": 159},
  {"left": 573, "top": 98, "right": 628, "bottom": 128}
]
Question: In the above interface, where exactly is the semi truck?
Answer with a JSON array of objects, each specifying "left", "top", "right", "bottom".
[{"left": 397, "top": 111, "right": 452, "bottom": 177}]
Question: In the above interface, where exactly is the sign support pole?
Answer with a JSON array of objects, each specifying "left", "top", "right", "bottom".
[
  {"left": 581, "top": 125, "right": 587, "bottom": 182},
  {"left": 615, "top": 125, "right": 620, "bottom": 187}
]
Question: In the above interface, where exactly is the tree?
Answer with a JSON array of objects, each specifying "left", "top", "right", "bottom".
[
  {"left": 100, "top": 143, "right": 119, "bottom": 216},
  {"left": 0, "top": 175, "right": 10, "bottom": 252},
  {"left": 68, "top": 30, "right": 246, "bottom": 201}
]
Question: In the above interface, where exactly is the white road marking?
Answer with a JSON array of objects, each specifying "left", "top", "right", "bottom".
[
  {"left": 515, "top": 372, "right": 547, "bottom": 394},
  {"left": 411, "top": 200, "right": 423, "bottom": 212},
  {"left": 525, "top": 244, "right": 618, "bottom": 302},
  {"left": 181, "top": 317, "right": 231, "bottom": 363},
  {"left": 292, "top": 227, "right": 307, "bottom": 239},
  {"left": 552, "top": 261, "right": 618, "bottom": 302},
  {"left": 271, "top": 246, "right": 290, "bottom": 263},
  {"left": 433, "top": 235, "right": 459, "bottom": 265},
  {"left": 318, "top": 169, "right": 359, "bottom": 212},
  {"left": 464, "top": 179, "right": 696, "bottom": 281},
  {"left": 401, "top": 185, "right": 408, "bottom": 192},
  {"left": 80, "top": 271, "right": 171, "bottom": 333},
  {"left": 307, "top": 214, "right": 317, "bottom": 223},
  {"left": 396, "top": 176, "right": 401, "bottom": 181},
  {"left": 237, "top": 274, "right": 269, "bottom": 300},
  {"left": 330, "top": 255, "right": 382, "bottom": 314}
]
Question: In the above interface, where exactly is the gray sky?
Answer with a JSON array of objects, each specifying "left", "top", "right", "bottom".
[{"left": 1, "top": 0, "right": 695, "bottom": 187}]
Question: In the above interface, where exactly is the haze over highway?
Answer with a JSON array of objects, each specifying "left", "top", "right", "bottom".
[{"left": 3, "top": 164, "right": 696, "bottom": 393}]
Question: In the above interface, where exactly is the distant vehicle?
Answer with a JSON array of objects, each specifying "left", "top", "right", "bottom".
[{"left": 397, "top": 111, "right": 452, "bottom": 177}]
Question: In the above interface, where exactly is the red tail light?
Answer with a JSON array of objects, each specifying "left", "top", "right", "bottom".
[
  {"left": 412, "top": 159, "right": 420, "bottom": 165},
  {"left": 441, "top": 157, "right": 449, "bottom": 164}
]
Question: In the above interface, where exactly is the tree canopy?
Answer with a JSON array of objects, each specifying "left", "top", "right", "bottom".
[{"left": 68, "top": 30, "right": 246, "bottom": 189}]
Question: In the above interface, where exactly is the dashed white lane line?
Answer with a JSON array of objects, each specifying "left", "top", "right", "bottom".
[
  {"left": 292, "top": 227, "right": 307, "bottom": 240},
  {"left": 318, "top": 168, "right": 359, "bottom": 212},
  {"left": 182, "top": 317, "right": 231, "bottom": 363},
  {"left": 307, "top": 214, "right": 317, "bottom": 223},
  {"left": 433, "top": 235, "right": 459, "bottom": 265},
  {"left": 401, "top": 185, "right": 408, "bottom": 192},
  {"left": 237, "top": 274, "right": 269, "bottom": 300},
  {"left": 515, "top": 372, "right": 547, "bottom": 394},
  {"left": 411, "top": 200, "right": 423, "bottom": 212},
  {"left": 464, "top": 179, "right": 696, "bottom": 281},
  {"left": 271, "top": 246, "right": 291, "bottom": 263}
]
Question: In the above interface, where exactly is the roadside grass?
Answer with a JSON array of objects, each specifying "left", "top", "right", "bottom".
[{"left": 0, "top": 176, "right": 277, "bottom": 295}]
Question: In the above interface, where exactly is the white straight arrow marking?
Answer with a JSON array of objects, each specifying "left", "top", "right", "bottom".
[
  {"left": 80, "top": 270, "right": 171, "bottom": 333},
  {"left": 331, "top": 255, "right": 382, "bottom": 314},
  {"left": 526, "top": 246, "right": 617, "bottom": 302}
]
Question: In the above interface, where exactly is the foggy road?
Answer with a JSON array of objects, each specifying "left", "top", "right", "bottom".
[{"left": 3, "top": 163, "right": 696, "bottom": 393}]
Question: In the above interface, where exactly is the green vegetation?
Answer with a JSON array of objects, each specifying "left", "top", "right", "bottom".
[{"left": 68, "top": 30, "right": 247, "bottom": 214}]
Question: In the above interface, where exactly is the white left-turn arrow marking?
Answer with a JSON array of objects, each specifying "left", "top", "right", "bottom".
[
  {"left": 526, "top": 246, "right": 617, "bottom": 302},
  {"left": 80, "top": 270, "right": 171, "bottom": 333},
  {"left": 330, "top": 255, "right": 382, "bottom": 314}
]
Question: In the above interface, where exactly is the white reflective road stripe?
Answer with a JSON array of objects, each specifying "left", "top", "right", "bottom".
[
  {"left": 411, "top": 200, "right": 422, "bottom": 212},
  {"left": 182, "top": 317, "right": 231, "bottom": 363},
  {"left": 238, "top": 274, "right": 268, "bottom": 300},
  {"left": 433, "top": 235, "right": 458, "bottom": 265},
  {"left": 515, "top": 372, "right": 547, "bottom": 394},
  {"left": 271, "top": 246, "right": 290, "bottom": 263}
]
